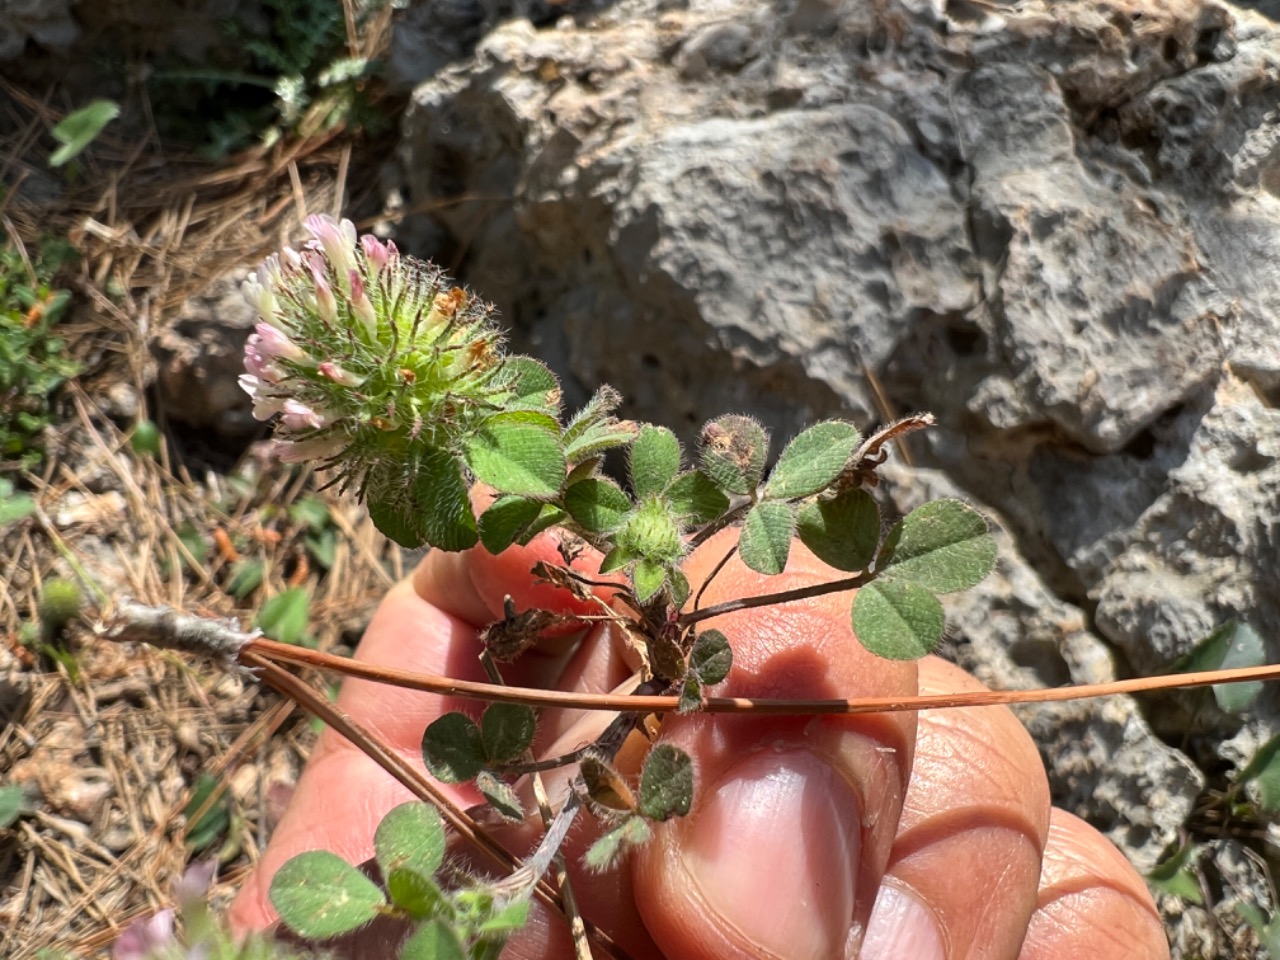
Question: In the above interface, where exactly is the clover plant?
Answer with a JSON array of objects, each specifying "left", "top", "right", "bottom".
[{"left": 240, "top": 215, "right": 997, "bottom": 955}]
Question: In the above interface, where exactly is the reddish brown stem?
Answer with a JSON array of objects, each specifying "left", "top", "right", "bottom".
[{"left": 245, "top": 637, "right": 1280, "bottom": 716}]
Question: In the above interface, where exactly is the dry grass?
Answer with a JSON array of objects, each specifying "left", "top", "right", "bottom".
[{"left": 0, "top": 6, "right": 406, "bottom": 956}]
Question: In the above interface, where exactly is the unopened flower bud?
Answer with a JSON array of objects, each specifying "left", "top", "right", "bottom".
[
  {"left": 309, "top": 256, "right": 338, "bottom": 325},
  {"left": 350, "top": 270, "right": 377, "bottom": 339},
  {"left": 318, "top": 361, "right": 363, "bottom": 387},
  {"left": 360, "top": 233, "right": 391, "bottom": 274}
]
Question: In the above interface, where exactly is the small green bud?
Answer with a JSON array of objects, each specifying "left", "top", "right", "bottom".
[
  {"left": 616, "top": 498, "right": 683, "bottom": 564},
  {"left": 38, "top": 578, "right": 82, "bottom": 635}
]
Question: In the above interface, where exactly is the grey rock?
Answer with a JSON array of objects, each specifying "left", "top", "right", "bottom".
[
  {"left": 0, "top": 0, "right": 79, "bottom": 60},
  {"left": 150, "top": 270, "right": 259, "bottom": 436},
  {"left": 880, "top": 464, "right": 1205, "bottom": 874}
]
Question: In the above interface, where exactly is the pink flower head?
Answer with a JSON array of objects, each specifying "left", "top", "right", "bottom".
[
  {"left": 281, "top": 399, "right": 328, "bottom": 431},
  {"left": 254, "top": 323, "right": 306, "bottom": 362},
  {"left": 305, "top": 214, "right": 358, "bottom": 285},
  {"left": 112, "top": 908, "right": 174, "bottom": 960}
]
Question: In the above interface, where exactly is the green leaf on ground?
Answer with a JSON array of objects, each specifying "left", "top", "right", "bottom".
[
  {"left": 0, "top": 485, "right": 36, "bottom": 526},
  {"left": 1147, "top": 842, "right": 1203, "bottom": 904},
  {"left": 50, "top": 100, "right": 120, "bottom": 167},
  {"left": 257, "top": 587, "right": 309, "bottom": 646},
  {"left": 563, "top": 478, "right": 632, "bottom": 534},
  {"left": 630, "top": 426, "right": 681, "bottom": 499},
  {"left": 796, "top": 488, "right": 879, "bottom": 572},
  {"left": 226, "top": 558, "right": 264, "bottom": 599},
  {"left": 762, "top": 421, "right": 859, "bottom": 500},
  {"left": 877, "top": 499, "right": 995, "bottom": 593},
  {"left": 1175, "top": 619, "right": 1266, "bottom": 714},
  {"left": 481, "top": 703, "right": 536, "bottom": 764},
  {"left": 638, "top": 744, "right": 694, "bottom": 821},
  {"left": 421, "top": 713, "right": 486, "bottom": 783},
  {"left": 464, "top": 416, "right": 565, "bottom": 497},
  {"left": 183, "top": 772, "right": 230, "bottom": 851},
  {"left": 852, "top": 579, "right": 945, "bottom": 660},
  {"left": 699, "top": 415, "right": 769, "bottom": 495},
  {"left": 270, "top": 850, "right": 386, "bottom": 939},
  {"left": 738, "top": 501, "right": 794, "bottom": 575},
  {"left": 374, "top": 802, "right": 446, "bottom": 885},
  {"left": 1234, "top": 902, "right": 1280, "bottom": 957},
  {"left": 1237, "top": 732, "right": 1280, "bottom": 813},
  {"left": 0, "top": 784, "right": 27, "bottom": 828}
]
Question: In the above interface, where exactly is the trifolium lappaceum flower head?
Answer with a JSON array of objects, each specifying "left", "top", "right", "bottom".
[{"left": 241, "top": 214, "right": 565, "bottom": 549}]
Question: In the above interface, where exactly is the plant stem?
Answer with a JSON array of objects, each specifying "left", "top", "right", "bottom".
[{"left": 678, "top": 571, "right": 874, "bottom": 627}]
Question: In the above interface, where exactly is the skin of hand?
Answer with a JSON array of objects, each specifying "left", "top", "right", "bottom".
[{"left": 228, "top": 524, "right": 1170, "bottom": 960}]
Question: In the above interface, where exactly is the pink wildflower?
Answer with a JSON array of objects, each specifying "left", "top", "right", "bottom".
[
  {"left": 281, "top": 399, "right": 328, "bottom": 431},
  {"left": 304, "top": 214, "right": 358, "bottom": 286},
  {"left": 112, "top": 909, "right": 174, "bottom": 960},
  {"left": 253, "top": 323, "right": 306, "bottom": 362},
  {"left": 318, "top": 361, "right": 363, "bottom": 387}
]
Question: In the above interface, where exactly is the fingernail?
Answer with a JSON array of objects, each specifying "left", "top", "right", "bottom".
[
  {"left": 682, "top": 749, "right": 860, "bottom": 960},
  {"left": 861, "top": 883, "right": 946, "bottom": 960}
]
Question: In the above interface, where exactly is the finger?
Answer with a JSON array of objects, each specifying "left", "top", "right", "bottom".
[
  {"left": 1018, "top": 810, "right": 1169, "bottom": 960},
  {"left": 413, "top": 517, "right": 630, "bottom": 692},
  {"left": 632, "top": 529, "right": 918, "bottom": 960},
  {"left": 228, "top": 577, "right": 483, "bottom": 933},
  {"left": 861, "top": 657, "right": 1051, "bottom": 960}
]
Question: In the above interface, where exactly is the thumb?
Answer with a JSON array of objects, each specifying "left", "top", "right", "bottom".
[{"left": 630, "top": 531, "right": 917, "bottom": 960}]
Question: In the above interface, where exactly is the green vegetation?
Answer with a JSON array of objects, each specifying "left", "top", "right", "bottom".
[
  {"left": 150, "top": 0, "right": 390, "bottom": 157},
  {"left": 0, "top": 229, "right": 79, "bottom": 469}
]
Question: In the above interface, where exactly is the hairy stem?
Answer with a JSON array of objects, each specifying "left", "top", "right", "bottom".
[{"left": 679, "top": 571, "right": 874, "bottom": 627}]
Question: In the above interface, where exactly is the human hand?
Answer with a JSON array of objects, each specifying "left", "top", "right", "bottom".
[{"left": 228, "top": 525, "right": 1169, "bottom": 960}]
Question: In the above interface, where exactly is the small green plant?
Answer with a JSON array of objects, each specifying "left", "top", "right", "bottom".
[
  {"left": 149, "top": 0, "right": 387, "bottom": 157},
  {"left": 49, "top": 99, "right": 121, "bottom": 167},
  {"left": 237, "top": 215, "right": 998, "bottom": 955},
  {"left": 0, "top": 230, "right": 79, "bottom": 468}
]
